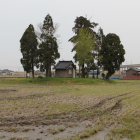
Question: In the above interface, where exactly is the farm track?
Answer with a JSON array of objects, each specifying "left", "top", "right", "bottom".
[
  {"left": 0, "top": 93, "right": 55, "bottom": 101},
  {"left": 87, "top": 91, "right": 135, "bottom": 109},
  {"left": 0, "top": 91, "right": 135, "bottom": 127}
]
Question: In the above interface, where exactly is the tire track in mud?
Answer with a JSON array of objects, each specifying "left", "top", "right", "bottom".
[
  {"left": 0, "top": 93, "right": 55, "bottom": 101},
  {"left": 0, "top": 89, "right": 17, "bottom": 92},
  {"left": 88, "top": 91, "right": 135, "bottom": 110},
  {"left": 0, "top": 91, "right": 136, "bottom": 126}
]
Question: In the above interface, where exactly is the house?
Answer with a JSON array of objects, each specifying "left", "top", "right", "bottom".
[
  {"left": 0, "top": 70, "right": 2, "bottom": 75},
  {"left": 35, "top": 70, "right": 44, "bottom": 75},
  {"left": 54, "top": 61, "right": 76, "bottom": 78},
  {"left": 9, "top": 70, "right": 14, "bottom": 75},
  {"left": 0, "top": 69, "right": 14, "bottom": 75},
  {"left": 126, "top": 68, "right": 140, "bottom": 76},
  {"left": 89, "top": 70, "right": 102, "bottom": 75},
  {"left": 3, "top": 69, "right": 9, "bottom": 73}
]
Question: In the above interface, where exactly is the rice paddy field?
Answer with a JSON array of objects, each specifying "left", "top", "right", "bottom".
[{"left": 0, "top": 78, "right": 140, "bottom": 140}]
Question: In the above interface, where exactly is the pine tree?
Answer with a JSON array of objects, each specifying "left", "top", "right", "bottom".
[
  {"left": 20, "top": 24, "right": 38, "bottom": 78},
  {"left": 38, "top": 14, "right": 60, "bottom": 77}
]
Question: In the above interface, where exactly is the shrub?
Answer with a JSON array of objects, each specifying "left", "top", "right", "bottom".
[
  {"left": 38, "top": 76, "right": 44, "bottom": 79},
  {"left": 101, "top": 73, "right": 106, "bottom": 79}
]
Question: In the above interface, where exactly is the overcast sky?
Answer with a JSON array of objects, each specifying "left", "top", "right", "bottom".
[{"left": 0, "top": 0, "right": 140, "bottom": 71}]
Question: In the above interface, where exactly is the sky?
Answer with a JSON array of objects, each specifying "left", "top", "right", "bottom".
[{"left": 0, "top": 0, "right": 140, "bottom": 71}]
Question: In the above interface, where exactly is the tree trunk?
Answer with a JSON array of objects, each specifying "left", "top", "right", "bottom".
[
  {"left": 45, "top": 70, "right": 47, "bottom": 77},
  {"left": 86, "top": 64, "right": 89, "bottom": 78},
  {"left": 92, "top": 73, "right": 95, "bottom": 78},
  {"left": 31, "top": 61, "right": 34, "bottom": 79},
  {"left": 81, "top": 63, "right": 85, "bottom": 78},
  {"left": 45, "top": 68, "right": 49, "bottom": 77},
  {"left": 79, "top": 65, "right": 80, "bottom": 78},
  {"left": 106, "top": 72, "right": 111, "bottom": 80},
  {"left": 31, "top": 65, "right": 34, "bottom": 79},
  {"left": 97, "top": 68, "right": 99, "bottom": 79},
  {"left": 32, "top": 70, "right": 34, "bottom": 79},
  {"left": 48, "top": 66, "right": 51, "bottom": 77}
]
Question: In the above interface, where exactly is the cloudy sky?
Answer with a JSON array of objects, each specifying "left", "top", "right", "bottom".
[{"left": 0, "top": 0, "right": 140, "bottom": 71}]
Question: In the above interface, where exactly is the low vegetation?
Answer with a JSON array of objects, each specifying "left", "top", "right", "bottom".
[
  {"left": 79, "top": 126, "right": 103, "bottom": 139},
  {"left": 0, "top": 78, "right": 140, "bottom": 139},
  {"left": 0, "top": 77, "right": 115, "bottom": 85}
]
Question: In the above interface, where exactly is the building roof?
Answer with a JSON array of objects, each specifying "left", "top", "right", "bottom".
[
  {"left": 54, "top": 61, "right": 76, "bottom": 70},
  {"left": 127, "top": 67, "right": 140, "bottom": 72},
  {"left": 120, "top": 64, "right": 140, "bottom": 68}
]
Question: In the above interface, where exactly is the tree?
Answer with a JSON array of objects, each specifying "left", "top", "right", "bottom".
[
  {"left": 95, "top": 27, "right": 105, "bottom": 78},
  {"left": 20, "top": 24, "right": 38, "bottom": 78},
  {"left": 72, "top": 16, "right": 98, "bottom": 34},
  {"left": 38, "top": 14, "right": 60, "bottom": 77},
  {"left": 71, "top": 28, "right": 95, "bottom": 78},
  {"left": 70, "top": 16, "right": 98, "bottom": 78},
  {"left": 99, "top": 33, "right": 125, "bottom": 80}
]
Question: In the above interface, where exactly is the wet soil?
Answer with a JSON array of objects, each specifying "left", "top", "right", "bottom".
[
  {"left": 0, "top": 91, "right": 134, "bottom": 140},
  {"left": 0, "top": 121, "right": 93, "bottom": 140}
]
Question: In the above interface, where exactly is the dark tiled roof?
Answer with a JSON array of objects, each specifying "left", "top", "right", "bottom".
[{"left": 54, "top": 61, "right": 74, "bottom": 69}]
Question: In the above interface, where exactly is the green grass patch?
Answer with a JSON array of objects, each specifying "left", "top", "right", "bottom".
[
  {"left": 48, "top": 103, "right": 80, "bottom": 112},
  {"left": 79, "top": 125, "right": 103, "bottom": 139},
  {"left": 111, "top": 126, "right": 140, "bottom": 140},
  {"left": 0, "top": 77, "right": 116, "bottom": 85}
]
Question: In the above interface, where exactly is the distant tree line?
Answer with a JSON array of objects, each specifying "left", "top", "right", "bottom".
[
  {"left": 69, "top": 16, "right": 125, "bottom": 80},
  {"left": 20, "top": 14, "right": 60, "bottom": 78},
  {"left": 20, "top": 14, "right": 125, "bottom": 80}
]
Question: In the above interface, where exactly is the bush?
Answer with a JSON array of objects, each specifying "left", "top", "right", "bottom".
[
  {"left": 101, "top": 73, "right": 106, "bottom": 79},
  {"left": 38, "top": 76, "right": 44, "bottom": 79}
]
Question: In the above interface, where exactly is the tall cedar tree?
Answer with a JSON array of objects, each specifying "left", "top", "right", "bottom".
[
  {"left": 20, "top": 24, "right": 38, "bottom": 78},
  {"left": 70, "top": 16, "right": 98, "bottom": 78},
  {"left": 38, "top": 14, "right": 60, "bottom": 77},
  {"left": 95, "top": 27, "right": 105, "bottom": 78},
  {"left": 100, "top": 33, "right": 125, "bottom": 80}
]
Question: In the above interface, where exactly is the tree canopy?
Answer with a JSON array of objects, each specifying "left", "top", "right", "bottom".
[
  {"left": 100, "top": 33, "right": 125, "bottom": 80},
  {"left": 72, "top": 28, "right": 95, "bottom": 66},
  {"left": 19, "top": 14, "right": 125, "bottom": 80},
  {"left": 95, "top": 27, "right": 105, "bottom": 78},
  {"left": 72, "top": 16, "right": 98, "bottom": 34},
  {"left": 38, "top": 14, "right": 60, "bottom": 77},
  {"left": 20, "top": 24, "right": 38, "bottom": 78},
  {"left": 70, "top": 16, "right": 97, "bottom": 78}
]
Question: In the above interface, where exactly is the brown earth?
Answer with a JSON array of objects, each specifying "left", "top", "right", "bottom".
[{"left": 0, "top": 91, "right": 132, "bottom": 140}]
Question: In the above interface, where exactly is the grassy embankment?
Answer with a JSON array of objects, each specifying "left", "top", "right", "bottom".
[
  {"left": 0, "top": 77, "right": 115, "bottom": 85},
  {"left": 0, "top": 78, "right": 140, "bottom": 140}
]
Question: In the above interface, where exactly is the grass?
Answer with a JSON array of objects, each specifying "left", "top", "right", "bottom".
[
  {"left": 79, "top": 126, "right": 103, "bottom": 139},
  {"left": 47, "top": 126, "right": 66, "bottom": 134},
  {"left": 0, "top": 78, "right": 140, "bottom": 139},
  {"left": 110, "top": 115, "right": 140, "bottom": 139},
  {"left": 0, "top": 77, "right": 115, "bottom": 85}
]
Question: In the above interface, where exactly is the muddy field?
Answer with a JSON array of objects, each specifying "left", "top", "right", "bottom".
[{"left": 0, "top": 79, "right": 140, "bottom": 140}]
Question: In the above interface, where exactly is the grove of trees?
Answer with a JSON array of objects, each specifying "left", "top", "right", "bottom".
[
  {"left": 20, "top": 14, "right": 125, "bottom": 80},
  {"left": 69, "top": 16, "right": 125, "bottom": 80},
  {"left": 20, "top": 14, "right": 60, "bottom": 78}
]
